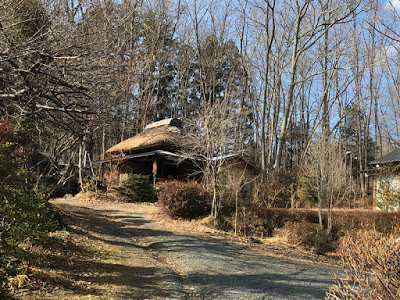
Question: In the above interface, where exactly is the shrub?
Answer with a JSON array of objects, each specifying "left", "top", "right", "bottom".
[
  {"left": 327, "top": 229, "right": 400, "bottom": 299},
  {"left": 275, "top": 222, "right": 333, "bottom": 254},
  {"left": 217, "top": 206, "right": 399, "bottom": 246},
  {"left": 246, "top": 207, "right": 319, "bottom": 237},
  {"left": 217, "top": 206, "right": 318, "bottom": 238},
  {"left": 276, "top": 222, "right": 321, "bottom": 248},
  {"left": 249, "top": 207, "right": 399, "bottom": 237},
  {"left": 0, "top": 120, "right": 61, "bottom": 295},
  {"left": 113, "top": 174, "right": 157, "bottom": 202},
  {"left": 296, "top": 170, "right": 318, "bottom": 208},
  {"left": 158, "top": 181, "right": 211, "bottom": 219},
  {"left": 0, "top": 156, "right": 61, "bottom": 295},
  {"left": 377, "top": 180, "right": 400, "bottom": 211},
  {"left": 82, "top": 176, "right": 97, "bottom": 192},
  {"left": 331, "top": 210, "right": 399, "bottom": 236}
]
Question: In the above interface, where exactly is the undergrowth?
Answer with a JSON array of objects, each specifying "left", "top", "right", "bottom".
[
  {"left": 113, "top": 174, "right": 157, "bottom": 202},
  {"left": 158, "top": 181, "right": 211, "bottom": 219},
  {"left": 0, "top": 119, "right": 62, "bottom": 295}
]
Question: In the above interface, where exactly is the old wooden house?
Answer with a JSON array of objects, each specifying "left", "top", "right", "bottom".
[
  {"left": 103, "top": 118, "right": 260, "bottom": 186},
  {"left": 105, "top": 118, "right": 195, "bottom": 184}
]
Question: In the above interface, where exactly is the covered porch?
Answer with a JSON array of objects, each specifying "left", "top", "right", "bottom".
[{"left": 103, "top": 150, "right": 200, "bottom": 186}]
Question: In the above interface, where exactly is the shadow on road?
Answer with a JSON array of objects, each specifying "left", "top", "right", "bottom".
[
  {"left": 48, "top": 200, "right": 337, "bottom": 300},
  {"left": 45, "top": 201, "right": 185, "bottom": 299}
]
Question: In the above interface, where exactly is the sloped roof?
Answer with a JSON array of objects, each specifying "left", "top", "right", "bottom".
[
  {"left": 212, "top": 154, "right": 261, "bottom": 172},
  {"left": 106, "top": 119, "right": 182, "bottom": 155},
  {"left": 370, "top": 148, "right": 400, "bottom": 165}
]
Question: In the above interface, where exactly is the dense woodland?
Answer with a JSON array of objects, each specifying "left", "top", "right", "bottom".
[{"left": 2, "top": 0, "right": 400, "bottom": 202}]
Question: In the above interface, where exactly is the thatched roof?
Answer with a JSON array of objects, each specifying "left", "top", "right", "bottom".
[
  {"left": 144, "top": 118, "right": 182, "bottom": 130},
  {"left": 106, "top": 119, "right": 182, "bottom": 155}
]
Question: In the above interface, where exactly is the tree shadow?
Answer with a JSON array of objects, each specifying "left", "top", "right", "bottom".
[
  {"left": 31, "top": 202, "right": 186, "bottom": 299},
  {"left": 46, "top": 201, "right": 338, "bottom": 299},
  {"left": 41, "top": 254, "right": 184, "bottom": 299}
]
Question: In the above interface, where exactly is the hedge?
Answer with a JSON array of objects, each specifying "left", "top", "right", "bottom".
[{"left": 219, "top": 206, "right": 399, "bottom": 239}]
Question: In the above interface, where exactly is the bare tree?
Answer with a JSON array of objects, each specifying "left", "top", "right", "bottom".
[
  {"left": 305, "top": 135, "right": 350, "bottom": 234},
  {"left": 180, "top": 96, "right": 250, "bottom": 217},
  {"left": 225, "top": 162, "right": 257, "bottom": 235},
  {"left": 274, "top": 0, "right": 359, "bottom": 168}
]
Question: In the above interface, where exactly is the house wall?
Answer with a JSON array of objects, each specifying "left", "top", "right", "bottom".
[{"left": 222, "top": 161, "right": 260, "bottom": 195}]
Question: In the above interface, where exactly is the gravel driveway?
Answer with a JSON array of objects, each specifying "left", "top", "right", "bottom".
[{"left": 52, "top": 199, "right": 339, "bottom": 300}]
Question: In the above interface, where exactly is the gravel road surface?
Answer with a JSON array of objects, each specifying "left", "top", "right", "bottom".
[{"left": 52, "top": 199, "right": 339, "bottom": 300}]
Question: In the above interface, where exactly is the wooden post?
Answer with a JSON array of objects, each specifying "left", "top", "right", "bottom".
[
  {"left": 153, "top": 160, "right": 157, "bottom": 187},
  {"left": 372, "top": 177, "right": 376, "bottom": 210}
]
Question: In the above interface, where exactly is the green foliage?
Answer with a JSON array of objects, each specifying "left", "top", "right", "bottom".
[
  {"left": 113, "top": 174, "right": 157, "bottom": 202},
  {"left": 377, "top": 180, "right": 400, "bottom": 211},
  {"left": 157, "top": 181, "right": 211, "bottom": 219},
  {"left": 296, "top": 171, "right": 318, "bottom": 208},
  {"left": 0, "top": 119, "right": 61, "bottom": 295},
  {"left": 82, "top": 177, "right": 97, "bottom": 192},
  {"left": 0, "top": 157, "right": 61, "bottom": 295},
  {"left": 11, "top": 0, "right": 50, "bottom": 42}
]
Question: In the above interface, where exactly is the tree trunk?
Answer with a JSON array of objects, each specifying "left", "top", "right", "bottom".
[
  {"left": 78, "top": 139, "right": 85, "bottom": 192},
  {"left": 260, "top": 0, "right": 275, "bottom": 176},
  {"left": 327, "top": 196, "right": 333, "bottom": 235},
  {"left": 274, "top": 3, "right": 302, "bottom": 168},
  {"left": 234, "top": 190, "right": 239, "bottom": 235},
  {"left": 318, "top": 189, "right": 323, "bottom": 229}
]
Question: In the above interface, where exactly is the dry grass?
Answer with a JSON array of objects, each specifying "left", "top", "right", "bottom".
[{"left": 150, "top": 206, "right": 341, "bottom": 267}]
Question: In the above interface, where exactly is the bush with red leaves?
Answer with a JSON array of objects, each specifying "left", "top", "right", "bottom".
[
  {"left": 0, "top": 119, "right": 16, "bottom": 155},
  {"left": 157, "top": 181, "right": 211, "bottom": 219}
]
